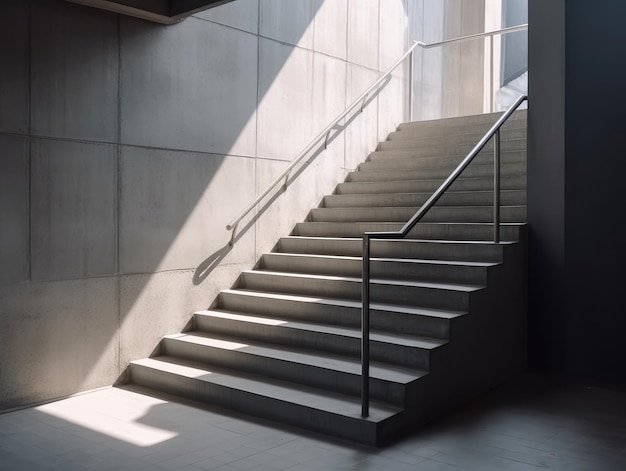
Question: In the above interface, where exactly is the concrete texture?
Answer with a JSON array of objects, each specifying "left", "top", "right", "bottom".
[
  {"left": 0, "top": 0, "right": 422, "bottom": 410},
  {"left": 260, "top": 0, "right": 315, "bottom": 49},
  {"left": 120, "top": 16, "right": 258, "bottom": 156},
  {"left": 409, "top": 0, "right": 487, "bottom": 120},
  {"left": 119, "top": 146, "right": 256, "bottom": 274},
  {"left": 0, "top": 277, "right": 119, "bottom": 410},
  {"left": 193, "top": 0, "right": 259, "bottom": 33},
  {"left": 0, "top": 2, "right": 29, "bottom": 135},
  {"left": 31, "top": 139, "right": 118, "bottom": 281},
  {"left": 31, "top": 0, "right": 119, "bottom": 142},
  {"left": 0, "top": 135, "right": 29, "bottom": 287}
]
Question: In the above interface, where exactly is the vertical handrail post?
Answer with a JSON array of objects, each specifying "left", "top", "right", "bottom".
[
  {"left": 408, "top": 49, "right": 414, "bottom": 121},
  {"left": 493, "top": 128, "right": 501, "bottom": 243},
  {"left": 361, "top": 234, "right": 371, "bottom": 418},
  {"left": 489, "top": 35, "right": 494, "bottom": 113}
]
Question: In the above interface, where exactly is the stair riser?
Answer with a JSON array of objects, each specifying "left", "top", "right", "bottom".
[
  {"left": 261, "top": 254, "right": 489, "bottom": 285},
  {"left": 386, "top": 126, "right": 527, "bottom": 143},
  {"left": 347, "top": 163, "right": 526, "bottom": 183},
  {"left": 162, "top": 337, "right": 407, "bottom": 405},
  {"left": 360, "top": 151, "right": 526, "bottom": 171},
  {"left": 277, "top": 237, "right": 505, "bottom": 263},
  {"left": 193, "top": 315, "right": 432, "bottom": 370},
  {"left": 378, "top": 136, "right": 526, "bottom": 152},
  {"left": 336, "top": 175, "right": 526, "bottom": 194},
  {"left": 241, "top": 272, "right": 471, "bottom": 311},
  {"left": 397, "top": 111, "right": 526, "bottom": 131},
  {"left": 309, "top": 206, "right": 527, "bottom": 223},
  {"left": 295, "top": 222, "right": 522, "bottom": 241},
  {"left": 218, "top": 292, "right": 452, "bottom": 338},
  {"left": 323, "top": 191, "right": 526, "bottom": 208},
  {"left": 130, "top": 363, "right": 381, "bottom": 446}
]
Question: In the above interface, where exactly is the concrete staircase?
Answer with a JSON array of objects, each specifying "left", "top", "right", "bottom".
[{"left": 127, "top": 110, "right": 528, "bottom": 446}]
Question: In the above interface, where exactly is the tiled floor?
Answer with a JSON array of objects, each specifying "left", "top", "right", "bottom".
[{"left": 1, "top": 372, "right": 625, "bottom": 470}]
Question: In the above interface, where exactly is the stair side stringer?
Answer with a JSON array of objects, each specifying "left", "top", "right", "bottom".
[{"left": 376, "top": 227, "right": 528, "bottom": 445}]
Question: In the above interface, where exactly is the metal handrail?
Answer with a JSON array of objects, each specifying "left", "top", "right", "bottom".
[
  {"left": 224, "top": 42, "right": 421, "bottom": 246},
  {"left": 360, "top": 94, "right": 528, "bottom": 417},
  {"left": 225, "top": 24, "right": 528, "bottom": 246},
  {"left": 415, "top": 23, "right": 528, "bottom": 49}
]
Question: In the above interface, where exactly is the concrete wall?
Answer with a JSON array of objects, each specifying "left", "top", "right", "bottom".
[
  {"left": 408, "top": 0, "right": 487, "bottom": 120},
  {"left": 0, "top": 0, "right": 410, "bottom": 410},
  {"left": 528, "top": 0, "right": 626, "bottom": 385}
]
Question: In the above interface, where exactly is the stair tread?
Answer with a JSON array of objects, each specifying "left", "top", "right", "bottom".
[
  {"left": 195, "top": 308, "right": 448, "bottom": 349},
  {"left": 265, "top": 252, "right": 497, "bottom": 268},
  {"left": 219, "top": 288, "right": 466, "bottom": 318},
  {"left": 242, "top": 269, "right": 485, "bottom": 291},
  {"left": 166, "top": 331, "right": 426, "bottom": 384},
  {"left": 132, "top": 356, "right": 402, "bottom": 421},
  {"left": 280, "top": 235, "right": 516, "bottom": 246}
]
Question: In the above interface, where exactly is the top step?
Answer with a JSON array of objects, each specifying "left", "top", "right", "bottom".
[{"left": 397, "top": 110, "right": 527, "bottom": 132}]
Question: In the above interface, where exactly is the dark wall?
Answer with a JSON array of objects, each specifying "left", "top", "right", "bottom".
[{"left": 528, "top": 0, "right": 626, "bottom": 384}]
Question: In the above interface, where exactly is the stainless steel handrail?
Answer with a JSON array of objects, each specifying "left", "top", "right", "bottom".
[
  {"left": 415, "top": 23, "right": 528, "bottom": 49},
  {"left": 360, "top": 94, "right": 528, "bottom": 417},
  {"left": 224, "top": 42, "right": 421, "bottom": 246}
]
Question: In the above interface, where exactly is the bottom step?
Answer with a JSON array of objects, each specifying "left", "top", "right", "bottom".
[{"left": 130, "top": 356, "right": 404, "bottom": 446}]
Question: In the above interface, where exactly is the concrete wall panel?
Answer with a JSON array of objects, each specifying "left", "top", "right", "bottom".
[
  {"left": 31, "top": 0, "right": 119, "bottom": 142},
  {"left": 344, "top": 64, "right": 379, "bottom": 172},
  {"left": 30, "top": 139, "right": 117, "bottom": 282},
  {"left": 0, "top": 135, "right": 30, "bottom": 286},
  {"left": 312, "top": 53, "right": 347, "bottom": 134},
  {"left": 379, "top": 0, "right": 408, "bottom": 72},
  {"left": 194, "top": 0, "right": 259, "bottom": 34},
  {"left": 347, "top": 0, "right": 380, "bottom": 70},
  {"left": 257, "top": 39, "right": 314, "bottom": 161},
  {"left": 119, "top": 269, "right": 238, "bottom": 364},
  {"left": 0, "top": 277, "right": 118, "bottom": 410},
  {"left": 120, "top": 17, "right": 258, "bottom": 156},
  {"left": 313, "top": 0, "right": 348, "bottom": 60},
  {"left": 119, "top": 147, "right": 256, "bottom": 274},
  {"left": 0, "top": 2, "right": 29, "bottom": 134},
  {"left": 260, "top": 0, "right": 315, "bottom": 48}
]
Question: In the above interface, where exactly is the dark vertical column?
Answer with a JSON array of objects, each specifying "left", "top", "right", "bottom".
[
  {"left": 562, "top": 1, "right": 626, "bottom": 383},
  {"left": 527, "top": 0, "right": 566, "bottom": 371},
  {"left": 529, "top": 0, "right": 626, "bottom": 384}
]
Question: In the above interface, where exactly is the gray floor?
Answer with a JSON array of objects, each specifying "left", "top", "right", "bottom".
[{"left": 1, "top": 372, "right": 625, "bottom": 470}]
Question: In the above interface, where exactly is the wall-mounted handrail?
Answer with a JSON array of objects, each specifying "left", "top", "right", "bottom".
[
  {"left": 225, "top": 24, "right": 528, "bottom": 246},
  {"left": 415, "top": 23, "right": 528, "bottom": 49},
  {"left": 414, "top": 23, "right": 528, "bottom": 113},
  {"left": 225, "top": 42, "right": 421, "bottom": 246},
  {"left": 360, "top": 94, "right": 528, "bottom": 417}
]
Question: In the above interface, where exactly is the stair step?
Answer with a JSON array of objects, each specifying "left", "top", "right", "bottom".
[
  {"left": 360, "top": 151, "right": 526, "bottom": 171},
  {"left": 346, "top": 163, "right": 526, "bottom": 183},
  {"left": 397, "top": 110, "right": 526, "bottom": 131},
  {"left": 239, "top": 270, "right": 480, "bottom": 311},
  {"left": 323, "top": 190, "right": 526, "bottom": 208},
  {"left": 193, "top": 307, "right": 445, "bottom": 370},
  {"left": 295, "top": 221, "right": 525, "bottom": 241},
  {"left": 386, "top": 125, "right": 527, "bottom": 143},
  {"left": 378, "top": 136, "right": 526, "bottom": 152},
  {"left": 336, "top": 175, "right": 526, "bottom": 194},
  {"left": 277, "top": 236, "right": 508, "bottom": 262},
  {"left": 130, "top": 356, "right": 402, "bottom": 446},
  {"left": 163, "top": 331, "right": 424, "bottom": 405},
  {"left": 218, "top": 289, "right": 463, "bottom": 339},
  {"left": 309, "top": 205, "right": 527, "bottom": 223},
  {"left": 261, "top": 252, "right": 494, "bottom": 285}
]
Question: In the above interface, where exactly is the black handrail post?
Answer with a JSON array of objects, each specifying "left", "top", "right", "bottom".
[
  {"left": 361, "top": 233, "right": 371, "bottom": 418},
  {"left": 494, "top": 128, "right": 501, "bottom": 244}
]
